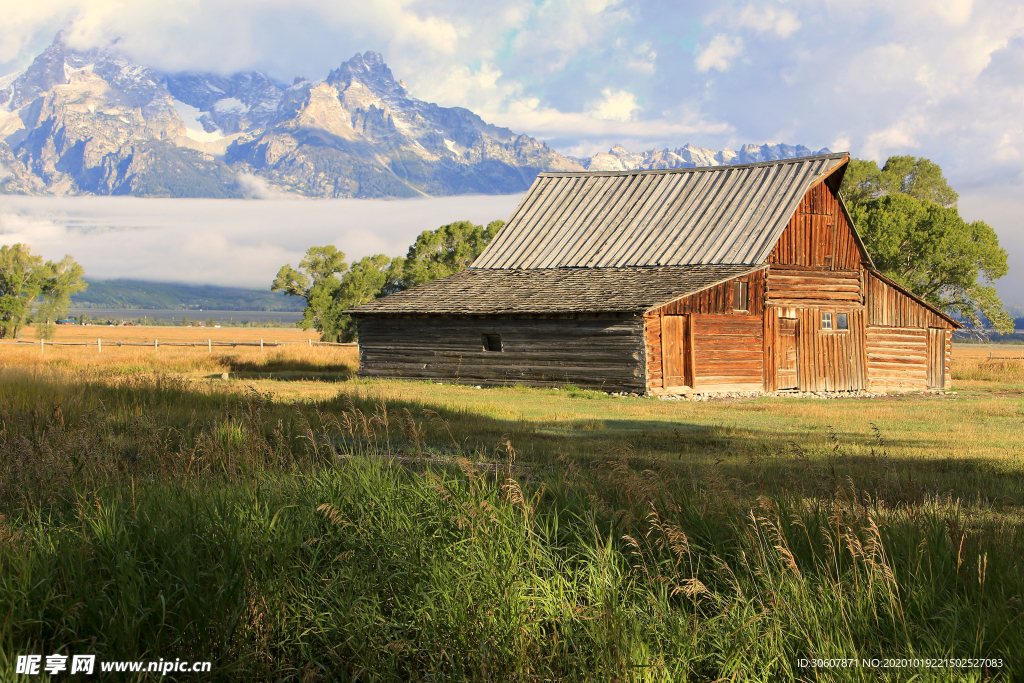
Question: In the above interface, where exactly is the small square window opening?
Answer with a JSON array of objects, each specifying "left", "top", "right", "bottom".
[
  {"left": 836, "top": 313, "right": 849, "bottom": 330},
  {"left": 483, "top": 334, "right": 502, "bottom": 352},
  {"left": 733, "top": 280, "right": 749, "bottom": 311},
  {"left": 822, "top": 313, "right": 833, "bottom": 330}
]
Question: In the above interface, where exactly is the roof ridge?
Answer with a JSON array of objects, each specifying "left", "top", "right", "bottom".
[{"left": 538, "top": 152, "right": 849, "bottom": 178}]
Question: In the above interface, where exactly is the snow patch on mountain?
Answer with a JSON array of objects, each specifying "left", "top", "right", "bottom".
[{"left": 171, "top": 98, "right": 224, "bottom": 142}]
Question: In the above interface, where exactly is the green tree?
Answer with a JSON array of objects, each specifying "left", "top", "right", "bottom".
[
  {"left": 841, "top": 156, "right": 1010, "bottom": 332},
  {"left": 841, "top": 156, "right": 958, "bottom": 207},
  {"left": 272, "top": 246, "right": 402, "bottom": 342},
  {"left": 850, "top": 194, "right": 1012, "bottom": 332},
  {"left": 400, "top": 220, "right": 504, "bottom": 289},
  {"left": 0, "top": 244, "right": 87, "bottom": 339}
]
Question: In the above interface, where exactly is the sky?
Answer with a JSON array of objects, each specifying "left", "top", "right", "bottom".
[{"left": 0, "top": 0, "right": 1021, "bottom": 306}]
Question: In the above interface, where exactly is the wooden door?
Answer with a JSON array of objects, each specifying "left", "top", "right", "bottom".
[
  {"left": 777, "top": 318, "right": 799, "bottom": 390},
  {"left": 661, "top": 315, "right": 691, "bottom": 388},
  {"left": 928, "top": 328, "right": 945, "bottom": 388}
]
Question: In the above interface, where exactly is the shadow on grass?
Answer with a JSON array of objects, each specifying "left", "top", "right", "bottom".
[
  {"left": 214, "top": 350, "right": 358, "bottom": 376},
  {"left": 3, "top": 367, "right": 1022, "bottom": 509},
  {"left": 205, "top": 371, "right": 354, "bottom": 382}
]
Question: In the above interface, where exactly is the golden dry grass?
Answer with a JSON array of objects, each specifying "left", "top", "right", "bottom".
[
  {"left": 0, "top": 327, "right": 358, "bottom": 379},
  {"left": 951, "top": 344, "right": 1024, "bottom": 386}
]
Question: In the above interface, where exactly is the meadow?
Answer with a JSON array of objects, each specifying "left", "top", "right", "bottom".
[{"left": 0, "top": 328, "right": 1022, "bottom": 681}]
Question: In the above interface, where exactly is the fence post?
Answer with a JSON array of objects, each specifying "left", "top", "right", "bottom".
[
  {"left": 155, "top": 339, "right": 159, "bottom": 352},
  {"left": 308, "top": 338, "right": 312, "bottom": 347},
  {"left": 41, "top": 338, "right": 44, "bottom": 353},
  {"left": 260, "top": 338, "right": 264, "bottom": 351},
  {"left": 97, "top": 338, "right": 101, "bottom": 353},
  {"left": 208, "top": 339, "right": 212, "bottom": 352}
]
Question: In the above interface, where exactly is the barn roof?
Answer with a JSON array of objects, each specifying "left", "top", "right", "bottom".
[
  {"left": 472, "top": 152, "right": 849, "bottom": 269},
  {"left": 348, "top": 264, "right": 765, "bottom": 315}
]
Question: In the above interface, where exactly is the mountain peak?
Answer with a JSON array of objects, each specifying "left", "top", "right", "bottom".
[
  {"left": 327, "top": 51, "right": 407, "bottom": 98},
  {"left": 0, "top": 35, "right": 830, "bottom": 200}
]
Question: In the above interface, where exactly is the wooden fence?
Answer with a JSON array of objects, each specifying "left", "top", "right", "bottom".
[{"left": 0, "top": 339, "right": 356, "bottom": 352}]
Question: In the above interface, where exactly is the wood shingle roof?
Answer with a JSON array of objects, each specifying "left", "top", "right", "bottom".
[{"left": 348, "top": 264, "right": 765, "bottom": 315}]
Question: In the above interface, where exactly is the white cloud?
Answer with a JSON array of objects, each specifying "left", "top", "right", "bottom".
[
  {"left": 695, "top": 34, "right": 744, "bottom": 73},
  {"left": 589, "top": 88, "right": 639, "bottom": 122},
  {"left": 734, "top": 5, "right": 801, "bottom": 38}
]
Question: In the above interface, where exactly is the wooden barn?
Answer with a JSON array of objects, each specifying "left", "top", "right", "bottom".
[{"left": 349, "top": 153, "right": 959, "bottom": 395}]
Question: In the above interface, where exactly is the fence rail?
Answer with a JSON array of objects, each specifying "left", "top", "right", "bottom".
[{"left": 0, "top": 339, "right": 356, "bottom": 351}]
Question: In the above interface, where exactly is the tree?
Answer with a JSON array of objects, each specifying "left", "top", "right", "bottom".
[
  {"left": 400, "top": 220, "right": 504, "bottom": 289},
  {"left": 849, "top": 193, "right": 1012, "bottom": 332},
  {"left": 0, "top": 244, "right": 87, "bottom": 339},
  {"left": 841, "top": 156, "right": 958, "bottom": 207},
  {"left": 840, "top": 156, "right": 1011, "bottom": 332},
  {"left": 272, "top": 246, "right": 402, "bottom": 342},
  {"left": 274, "top": 220, "right": 504, "bottom": 341}
]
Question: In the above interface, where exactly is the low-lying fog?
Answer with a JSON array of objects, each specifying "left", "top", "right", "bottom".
[{"left": 0, "top": 194, "right": 525, "bottom": 290}]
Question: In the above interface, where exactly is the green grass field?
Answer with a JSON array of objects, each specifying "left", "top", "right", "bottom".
[{"left": 0, "top": 340, "right": 1021, "bottom": 681}]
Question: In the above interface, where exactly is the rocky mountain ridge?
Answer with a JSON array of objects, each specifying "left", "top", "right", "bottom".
[{"left": 0, "top": 34, "right": 829, "bottom": 198}]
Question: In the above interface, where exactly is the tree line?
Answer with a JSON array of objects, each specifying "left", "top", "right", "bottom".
[{"left": 279, "top": 156, "right": 1012, "bottom": 342}]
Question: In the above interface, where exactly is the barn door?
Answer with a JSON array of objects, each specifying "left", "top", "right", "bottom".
[
  {"left": 927, "top": 328, "right": 945, "bottom": 389},
  {"left": 777, "top": 318, "right": 799, "bottom": 390},
  {"left": 661, "top": 315, "right": 692, "bottom": 389}
]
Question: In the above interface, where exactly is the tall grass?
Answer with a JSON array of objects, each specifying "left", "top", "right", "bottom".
[
  {"left": 0, "top": 368, "right": 1021, "bottom": 680},
  {"left": 952, "top": 357, "right": 1024, "bottom": 384}
]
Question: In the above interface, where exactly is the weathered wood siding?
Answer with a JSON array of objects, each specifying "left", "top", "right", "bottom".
[
  {"left": 766, "top": 265, "right": 862, "bottom": 308},
  {"left": 655, "top": 269, "right": 766, "bottom": 316},
  {"left": 867, "top": 272, "right": 952, "bottom": 329},
  {"left": 768, "top": 182, "right": 864, "bottom": 270},
  {"left": 764, "top": 308, "right": 868, "bottom": 392},
  {"left": 357, "top": 315, "right": 647, "bottom": 393},
  {"left": 645, "top": 271, "right": 764, "bottom": 394},
  {"left": 864, "top": 326, "right": 953, "bottom": 392},
  {"left": 864, "top": 272, "right": 954, "bottom": 390},
  {"left": 865, "top": 327, "right": 928, "bottom": 391},
  {"left": 691, "top": 315, "right": 764, "bottom": 392}
]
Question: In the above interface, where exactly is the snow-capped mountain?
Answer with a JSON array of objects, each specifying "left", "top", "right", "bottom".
[
  {"left": 0, "top": 33, "right": 830, "bottom": 198},
  {"left": 575, "top": 142, "right": 830, "bottom": 172}
]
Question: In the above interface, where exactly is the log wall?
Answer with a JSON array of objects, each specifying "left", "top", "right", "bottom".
[
  {"left": 766, "top": 265, "right": 862, "bottom": 308},
  {"left": 865, "top": 326, "right": 953, "bottom": 391},
  {"left": 865, "top": 327, "right": 928, "bottom": 391},
  {"left": 356, "top": 314, "right": 647, "bottom": 393},
  {"left": 768, "top": 182, "right": 865, "bottom": 270},
  {"left": 692, "top": 314, "right": 764, "bottom": 391}
]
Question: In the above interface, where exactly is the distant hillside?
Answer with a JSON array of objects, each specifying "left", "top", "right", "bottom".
[{"left": 71, "top": 280, "right": 305, "bottom": 311}]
